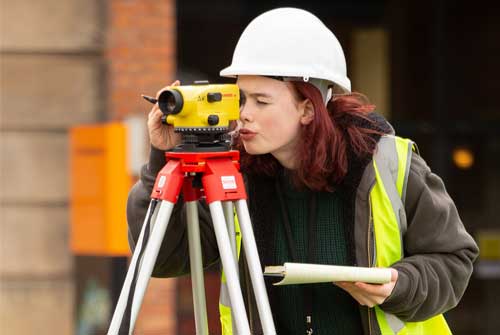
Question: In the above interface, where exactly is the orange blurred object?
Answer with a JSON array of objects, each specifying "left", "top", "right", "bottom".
[
  {"left": 452, "top": 147, "right": 475, "bottom": 170},
  {"left": 70, "top": 123, "right": 132, "bottom": 256}
]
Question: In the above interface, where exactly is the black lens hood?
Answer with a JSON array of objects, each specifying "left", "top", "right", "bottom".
[{"left": 158, "top": 89, "right": 184, "bottom": 115}]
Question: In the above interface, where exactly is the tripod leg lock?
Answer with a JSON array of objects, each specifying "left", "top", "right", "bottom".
[
  {"left": 202, "top": 159, "right": 247, "bottom": 203},
  {"left": 151, "top": 160, "right": 184, "bottom": 202}
]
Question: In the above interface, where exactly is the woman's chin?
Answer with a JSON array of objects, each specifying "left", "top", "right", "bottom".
[{"left": 243, "top": 143, "right": 268, "bottom": 155}]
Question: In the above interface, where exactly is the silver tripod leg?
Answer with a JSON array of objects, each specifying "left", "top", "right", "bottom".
[
  {"left": 222, "top": 201, "right": 238, "bottom": 266},
  {"left": 128, "top": 200, "right": 175, "bottom": 334},
  {"left": 186, "top": 201, "right": 209, "bottom": 335},
  {"left": 222, "top": 201, "right": 238, "bottom": 335},
  {"left": 209, "top": 201, "right": 251, "bottom": 335},
  {"left": 108, "top": 200, "right": 157, "bottom": 334},
  {"left": 235, "top": 200, "right": 276, "bottom": 335}
]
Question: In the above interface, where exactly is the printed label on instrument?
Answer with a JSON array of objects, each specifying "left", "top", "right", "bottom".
[
  {"left": 158, "top": 175, "right": 166, "bottom": 188},
  {"left": 221, "top": 176, "right": 236, "bottom": 189}
]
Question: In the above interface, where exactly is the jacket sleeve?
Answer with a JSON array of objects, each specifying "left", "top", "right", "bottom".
[
  {"left": 126, "top": 146, "right": 220, "bottom": 277},
  {"left": 380, "top": 152, "right": 479, "bottom": 321}
]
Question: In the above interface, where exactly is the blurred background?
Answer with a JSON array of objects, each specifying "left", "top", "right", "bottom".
[{"left": 1, "top": 0, "right": 499, "bottom": 334}]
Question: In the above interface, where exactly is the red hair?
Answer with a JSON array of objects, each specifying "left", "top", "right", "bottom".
[{"left": 237, "top": 82, "right": 384, "bottom": 191}]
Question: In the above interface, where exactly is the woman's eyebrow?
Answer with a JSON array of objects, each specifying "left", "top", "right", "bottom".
[{"left": 242, "top": 91, "right": 272, "bottom": 99}]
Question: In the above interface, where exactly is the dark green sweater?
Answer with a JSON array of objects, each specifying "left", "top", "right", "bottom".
[{"left": 272, "top": 177, "right": 362, "bottom": 335}]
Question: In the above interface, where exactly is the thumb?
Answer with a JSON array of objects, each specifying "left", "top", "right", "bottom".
[{"left": 390, "top": 268, "right": 398, "bottom": 282}]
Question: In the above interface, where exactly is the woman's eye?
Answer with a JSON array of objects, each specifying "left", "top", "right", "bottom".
[
  {"left": 239, "top": 94, "right": 246, "bottom": 108},
  {"left": 257, "top": 100, "right": 269, "bottom": 105}
]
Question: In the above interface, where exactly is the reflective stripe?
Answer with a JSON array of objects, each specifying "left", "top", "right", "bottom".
[
  {"left": 376, "top": 135, "right": 413, "bottom": 198},
  {"left": 394, "top": 137, "right": 408, "bottom": 197},
  {"left": 385, "top": 311, "right": 405, "bottom": 333},
  {"left": 398, "top": 140, "right": 413, "bottom": 205},
  {"left": 220, "top": 281, "right": 231, "bottom": 305},
  {"left": 376, "top": 135, "right": 400, "bottom": 185},
  {"left": 374, "top": 136, "right": 411, "bottom": 236},
  {"left": 375, "top": 307, "right": 405, "bottom": 334},
  {"left": 371, "top": 135, "right": 451, "bottom": 335}
]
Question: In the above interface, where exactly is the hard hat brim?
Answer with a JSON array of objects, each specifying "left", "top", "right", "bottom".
[{"left": 220, "top": 66, "right": 351, "bottom": 93}]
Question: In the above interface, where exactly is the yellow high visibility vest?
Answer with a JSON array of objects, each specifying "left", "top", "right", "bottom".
[
  {"left": 371, "top": 135, "right": 451, "bottom": 335},
  {"left": 219, "top": 135, "right": 452, "bottom": 335}
]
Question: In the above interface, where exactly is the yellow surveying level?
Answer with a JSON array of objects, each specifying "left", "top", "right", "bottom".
[{"left": 156, "top": 83, "right": 240, "bottom": 133}]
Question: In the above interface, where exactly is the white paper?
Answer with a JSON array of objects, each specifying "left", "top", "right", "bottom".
[{"left": 264, "top": 262, "right": 392, "bottom": 285}]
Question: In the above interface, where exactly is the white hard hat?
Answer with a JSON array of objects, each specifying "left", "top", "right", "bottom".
[{"left": 220, "top": 7, "right": 351, "bottom": 94}]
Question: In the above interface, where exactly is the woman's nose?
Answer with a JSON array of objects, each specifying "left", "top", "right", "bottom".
[{"left": 239, "top": 104, "right": 253, "bottom": 123}]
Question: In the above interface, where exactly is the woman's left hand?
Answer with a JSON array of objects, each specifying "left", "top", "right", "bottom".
[{"left": 334, "top": 268, "right": 398, "bottom": 307}]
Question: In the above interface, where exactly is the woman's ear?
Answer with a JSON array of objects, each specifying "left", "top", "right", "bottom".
[{"left": 300, "top": 99, "right": 315, "bottom": 125}]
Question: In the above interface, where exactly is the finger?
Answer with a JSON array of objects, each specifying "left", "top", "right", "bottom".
[
  {"left": 350, "top": 289, "right": 384, "bottom": 307},
  {"left": 349, "top": 292, "right": 374, "bottom": 307},
  {"left": 148, "top": 114, "right": 165, "bottom": 130},
  {"left": 334, "top": 282, "right": 359, "bottom": 294},
  {"left": 390, "top": 268, "right": 399, "bottom": 282},
  {"left": 334, "top": 282, "right": 380, "bottom": 307},
  {"left": 354, "top": 282, "right": 388, "bottom": 295},
  {"left": 335, "top": 282, "right": 365, "bottom": 298},
  {"left": 156, "top": 80, "right": 181, "bottom": 99},
  {"left": 148, "top": 105, "right": 158, "bottom": 116},
  {"left": 333, "top": 281, "right": 350, "bottom": 286},
  {"left": 360, "top": 297, "right": 382, "bottom": 307},
  {"left": 355, "top": 282, "right": 394, "bottom": 299},
  {"left": 337, "top": 281, "right": 390, "bottom": 307},
  {"left": 148, "top": 108, "right": 162, "bottom": 121}
]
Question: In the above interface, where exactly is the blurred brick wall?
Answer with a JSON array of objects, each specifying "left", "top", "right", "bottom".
[
  {"left": 106, "top": 1, "right": 177, "bottom": 334},
  {"left": 107, "top": 0, "right": 176, "bottom": 120},
  {"left": 0, "top": 0, "right": 105, "bottom": 334},
  {"left": 0, "top": 0, "right": 176, "bottom": 334},
  {"left": 134, "top": 278, "right": 177, "bottom": 334},
  {"left": 177, "top": 272, "right": 222, "bottom": 334}
]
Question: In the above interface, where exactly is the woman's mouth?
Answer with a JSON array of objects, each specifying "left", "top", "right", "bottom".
[{"left": 239, "top": 128, "right": 257, "bottom": 140}]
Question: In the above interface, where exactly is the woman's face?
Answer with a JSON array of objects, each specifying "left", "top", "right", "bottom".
[{"left": 236, "top": 75, "right": 313, "bottom": 168}]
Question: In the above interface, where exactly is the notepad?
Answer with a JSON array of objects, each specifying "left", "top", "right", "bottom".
[{"left": 264, "top": 262, "right": 392, "bottom": 285}]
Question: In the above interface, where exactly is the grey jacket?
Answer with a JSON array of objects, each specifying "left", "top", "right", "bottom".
[{"left": 127, "top": 144, "right": 479, "bottom": 335}]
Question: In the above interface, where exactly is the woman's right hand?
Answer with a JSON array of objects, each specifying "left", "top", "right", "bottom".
[{"left": 148, "top": 80, "right": 182, "bottom": 151}]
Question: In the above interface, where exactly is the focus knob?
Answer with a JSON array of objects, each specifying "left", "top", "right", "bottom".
[
  {"left": 207, "top": 115, "right": 219, "bottom": 125},
  {"left": 207, "top": 92, "right": 222, "bottom": 102}
]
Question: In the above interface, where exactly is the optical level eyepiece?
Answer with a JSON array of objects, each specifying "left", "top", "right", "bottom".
[{"left": 158, "top": 89, "right": 184, "bottom": 115}]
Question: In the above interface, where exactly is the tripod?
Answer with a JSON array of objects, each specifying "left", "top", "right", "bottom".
[{"left": 107, "top": 149, "right": 276, "bottom": 335}]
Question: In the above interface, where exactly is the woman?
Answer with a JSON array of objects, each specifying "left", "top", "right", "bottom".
[{"left": 127, "top": 8, "right": 478, "bottom": 335}]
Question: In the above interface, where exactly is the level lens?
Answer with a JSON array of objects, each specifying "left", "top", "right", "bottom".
[{"left": 158, "top": 89, "right": 183, "bottom": 115}]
